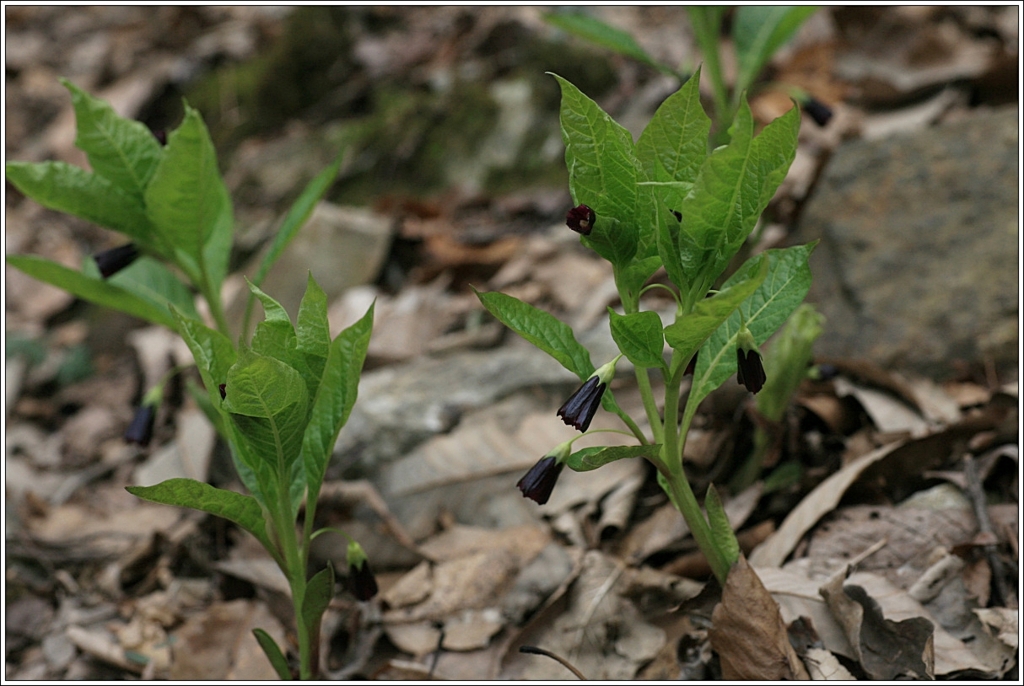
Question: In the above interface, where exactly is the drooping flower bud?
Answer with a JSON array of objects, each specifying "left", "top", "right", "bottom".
[
  {"left": 517, "top": 440, "right": 572, "bottom": 505},
  {"left": 345, "top": 540, "right": 378, "bottom": 601},
  {"left": 736, "top": 327, "right": 766, "bottom": 394},
  {"left": 557, "top": 356, "right": 619, "bottom": 432},
  {"left": 802, "top": 96, "right": 833, "bottom": 128},
  {"left": 565, "top": 204, "right": 596, "bottom": 235},
  {"left": 124, "top": 404, "right": 156, "bottom": 446},
  {"left": 94, "top": 243, "right": 139, "bottom": 278}
]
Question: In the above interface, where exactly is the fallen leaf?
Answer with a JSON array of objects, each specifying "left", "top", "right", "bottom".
[
  {"left": 803, "top": 646, "right": 856, "bottom": 680},
  {"left": 709, "top": 556, "right": 810, "bottom": 680},
  {"left": 170, "top": 599, "right": 285, "bottom": 680},
  {"left": 974, "top": 608, "right": 1018, "bottom": 649}
]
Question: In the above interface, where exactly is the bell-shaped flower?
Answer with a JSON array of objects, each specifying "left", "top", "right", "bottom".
[
  {"left": 94, "top": 243, "right": 139, "bottom": 278},
  {"left": 124, "top": 404, "right": 156, "bottom": 446},
  {"left": 517, "top": 440, "right": 572, "bottom": 505},
  {"left": 345, "top": 540, "right": 378, "bottom": 601},
  {"left": 557, "top": 357, "right": 619, "bottom": 432},
  {"left": 736, "top": 327, "right": 766, "bottom": 394}
]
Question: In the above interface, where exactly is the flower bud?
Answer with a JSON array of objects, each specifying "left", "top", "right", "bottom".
[
  {"left": 565, "top": 204, "right": 596, "bottom": 235},
  {"left": 124, "top": 404, "right": 156, "bottom": 446},
  {"left": 345, "top": 540, "right": 378, "bottom": 601},
  {"left": 94, "top": 243, "right": 139, "bottom": 278}
]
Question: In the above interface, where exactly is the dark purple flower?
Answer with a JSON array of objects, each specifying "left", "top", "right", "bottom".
[
  {"left": 516, "top": 454, "right": 565, "bottom": 505},
  {"left": 94, "top": 243, "right": 139, "bottom": 278},
  {"left": 802, "top": 97, "right": 833, "bottom": 128},
  {"left": 736, "top": 347, "right": 766, "bottom": 394},
  {"left": 125, "top": 404, "right": 156, "bottom": 446},
  {"left": 218, "top": 384, "right": 227, "bottom": 400},
  {"left": 345, "top": 541, "right": 378, "bottom": 601},
  {"left": 565, "top": 204, "right": 596, "bottom": 235},
  {"left": 151, "top": 129, "right": 167, "bottom": 146},
  {"left": 557, "top": 375, "right": 606, "bottom": 432}
]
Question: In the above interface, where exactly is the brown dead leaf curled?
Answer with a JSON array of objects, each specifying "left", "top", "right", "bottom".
[
  {"left": 708, "top": 556, "right": 810, "bottom": 680},
  {"left": 819, "top": 568, "right": 934, "bottom": 679}
]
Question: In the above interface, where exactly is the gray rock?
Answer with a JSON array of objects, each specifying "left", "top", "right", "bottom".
[
  {"left": 795, "top": 107, "right": 1018, "bottom": 378},
  {"left": 332, "top": 345, "right": 578, "bottom": 474}
]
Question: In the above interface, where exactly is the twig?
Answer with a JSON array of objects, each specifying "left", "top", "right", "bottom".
[
  {"left": 963, "top": 453, "right": 1012, "bottom": 606},
  {"left": 519, "top": 646, "right": 587, "bottom": 680}
]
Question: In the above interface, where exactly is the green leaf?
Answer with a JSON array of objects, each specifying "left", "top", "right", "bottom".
[
  {"left": 552, "top": 73, "right": 640, "bottom": 266},
  {"left": 7, "top": 254, "right": 177, "bottom": 329},
  {"left": 636, "top": 66, "right": 711, "bottom": 189},
  {"left": 296, "top": 273, "right": 331, "bottom": 383},
  {"left": 704, "top": 484, "right": 740, "bottom": 568},
  {"left": 6, "top": 162, "right": 156, "bottom": 248},
  {"left": 663, "top": 253, "right": 768, "bottom": 358},
  {"left": 126, "top": 478, "right": 274, "bottom": 556},
  {"left": 252, "top": 629, "right": 292, "bottom": 680},
  {"left": 63, "top": 79, "right": 162, "bottom": 199},
  {"left": 613, "top": 255, "right": 663, "bottom": 308},
  {"left": 688, "top": 243, "right": 816, "bottom": 412},
  {"left": 566, "top": 444, "right": 662, "bottom": 472},
  {"left": 252, "top": 156, "right": 343, "bottom": 287},
  {"left": 733, "top": 6, "right": 818, "bottom": 96},
  {"left": 300, "top": 564, "right": 335, "bottom": 666},
  {"left": 609, "top": 309, "right": 666, "bottom": 370},
  {"left": 544, "top": 11, "right": 660, "bottom": 68},
  {"left": 107, "top": 256, "right": 199, "bottom": 321},
  {"left": 172, "top": 307, "right": 236, "bottom": 404},
  {"left": 474, "top": 289, "right": 594, "bottom": 380},
  {"left": 144, "top": 104, "right": 231, "bottom": 267},
  {"left": 223, "top": 350, "right": 308, "bottom": 511},
  {"left": 301, "top": 302, "right": 374, "bottom": 502}
]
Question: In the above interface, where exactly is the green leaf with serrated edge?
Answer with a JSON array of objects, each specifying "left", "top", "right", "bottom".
[
  {"left": 552, "top": 73, "right": 640, "bottom": 266},
  {"left": 733, "top": 6, "right": 818, "bottom": 96},
  {"left": 7, "top": 255, "right": 177, "bottom": 329},
  {"left": 637, "top": 66, "right": 710, "bottom": 189},
  {"left": 253, "top": 156, "right": 343, "bottom": 287},
  {"left": 6, "top": 162, "right": 158, "bottom": 248},
  {"left": 300, "top": 564, "right": 335, "bottom": 667},
  {"left": 144, "top": 104, "right": 230, "bottom": 263},
  {"left": 107, "top": 256, "right": 199, "bottom": 321},
  {"left": 252, "top": 629, "right": 292, "bottom": 680},
  {"left": 566, "top": 444, "right": 662, "bottom": 472},
  {"left": 126, "top": 478, "right": 274, "bottom": 556},
  {"left": 301, "top": 302, "right": 374, "bottom": 503},
  {"left": 689, "top": 243, "right": 815, "bottom": 412},
  {"left": 609, "top": 309, "right": 666, "bottom": 370},
  {"left": 171, "top": 307, "right": 236, "bottom": 403},
  {"left": 704, "top": 484, "right": 740, "bottom": 567},
  {"left": 663, "top": 253, "right": 768, "bottom": 357},
  {"left": 474, "top": 289, "right": 594, "bottom": 380},
  {"left": 63, "top": 79, "right": 162, "bottom": 199},
  {"left": 544, "top": 12, "right": 659, "bottom": 67}
]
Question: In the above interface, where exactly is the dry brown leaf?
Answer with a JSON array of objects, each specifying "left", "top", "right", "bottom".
[
  {"left": 833, "top": 376, "right": 930, "bottom": 436},
  {"left": 170, "top": 599, "right": 285, "bottom": 680},
  {"left": 803, "top": 646, "right": 856, "bottom": 680},
  {"left": 820, "top": 570, "right": 935, "bottom": 679},
  {"left": 750, "top": 440, "right": 904, "bottom": 567},
  {"left": 417, "top": 523, "right": 550, "bottom": 566},
  {"left": 974, "top": 608, "right": 1018, "bottom": 649},
  {"left": 709, "top": 556, "right": 810, "bottom": 680}
]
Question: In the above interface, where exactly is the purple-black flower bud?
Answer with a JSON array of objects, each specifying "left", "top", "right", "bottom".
[
  {"left": 565, "top": 204, "right": 596, "bottom": 235},
  {"left": 345, "top": 540, "right": 378, "bottom": 601},
  {"left": 218, "top": 384, "right": 227, "bottom": 400},
  {"left": 736, "top": 328, "right": 766, "bottom": 394},
  {"left": 125, "top": 404, "right": 156, "bottom": 446},
  {"left": 516, "top": 454, "right": 565, "bottom": 505},
  {"left": 94, "top": 243, "right": 140, "bottom": 278},
  {"left": 151, "top": 129, "right": 167, "bottom": 146},
  {"left": 802, "top": 97, "right": 833, "bottom": 128},
  {"left": 557, "top": 357, "right": 619, "bottom": 432}
]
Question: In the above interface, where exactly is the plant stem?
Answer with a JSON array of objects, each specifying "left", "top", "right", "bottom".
[{"left": 634, "top": 366, "right": 664, "bottom": 444}]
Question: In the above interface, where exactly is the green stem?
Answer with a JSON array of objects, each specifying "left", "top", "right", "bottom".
[{"left": 634, "top": 366, "right": 664, "bottom": 444}]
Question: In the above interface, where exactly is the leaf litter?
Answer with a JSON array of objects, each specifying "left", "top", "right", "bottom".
[{"left": 4, "top": 5, "right": 1017, "bottom": 681}]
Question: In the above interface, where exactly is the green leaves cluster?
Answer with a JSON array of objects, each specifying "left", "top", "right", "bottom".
[
  {"left": 6, "top": 81, "right": 366, "bottom": 680},
  {"left": 476, "top": 70, "right": 814, "bottom": 584}
]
